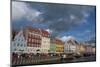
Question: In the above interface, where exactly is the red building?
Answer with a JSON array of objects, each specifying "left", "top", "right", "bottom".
[{"left": 23, "top": 27, "right": 50, "bottom": 54}]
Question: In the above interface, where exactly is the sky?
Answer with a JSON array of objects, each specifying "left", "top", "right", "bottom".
[{"left": 11, "top": 1, "right": 96, "bottom": 43}]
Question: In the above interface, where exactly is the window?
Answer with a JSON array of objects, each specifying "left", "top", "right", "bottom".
[
  {"left": 20, "top": 44, "right": 23, "bottom": 47},
  {"left": 14, "top": 49, "right": 16, "bottom": 51},
  {"left": 34, "top": 35, "right": 36, "bottom": 38},
  {"left": 18, "top": 38, "right": 20, "bottom": 41},
  {"left": 33, "top": 35, "right": 34, "bottom": 38},
  {"left": 14, "top": 43, "right": 16, "bottom": 46},
  {"left": 29, "top": 39, "right": 30, "bottom": 42},
  {"left": 23, "top": 44, "right": 25, "bottom": 47},
  {"left": 32, "top": 39, "right": 34, "bottom": 42},
  {"left": 21, "top": 39, "right": 23, "bottom": 41},
  {"left": 30, "top": 34, "right": 32, "bottom": 37},
  {"left": 17, "top": 43, "right": 19, "bottom": 46}
]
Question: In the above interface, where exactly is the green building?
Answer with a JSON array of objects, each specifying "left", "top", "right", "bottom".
[{"left": 50, "top": 39, "right": 56, "bottom": 54}]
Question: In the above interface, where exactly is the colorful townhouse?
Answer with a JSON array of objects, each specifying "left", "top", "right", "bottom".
[
  {"left": 11, "top": 27, "right": 50, "bottom": 54},
  {"left": 40, "top": 29, "right": 50, "bottom": 54},
  {"left": 50, "top": 39, "right": 56, "bottom": 54},
  {"left": 55, "top": 38, "right": 64, "bottom": 55},
  {"left": 24, "top": 27, "right": 42, "bottom": 54},
  {"left": 64, "top": 38, "right": 78, "bottom": 54},
  {"left": 11, "top": 30, "right": 27, "bottom": 55}
]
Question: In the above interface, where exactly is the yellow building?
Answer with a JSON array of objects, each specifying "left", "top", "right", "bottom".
[{"left": 55, "top": 38, "right": 64, "bottom": 54}]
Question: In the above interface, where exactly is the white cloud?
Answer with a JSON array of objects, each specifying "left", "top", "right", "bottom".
[
  {"left": 12, "top": 1, "right": 42, "bottom": 21},
  {"left": 61, "top": 36, "right": 75, "bottom": 42},
  {"left": 82, "top": 11, "right": 89, "bottom": 17},
  {"left": 76, "top": 30, "right": 91, "bottom": 37},
  {"left": 12, "top": 2, "right": 26, "bottom": 20},
  {"left": 58, "top": 18, "right": 64, "bottom": 21},
  {"left": 46, "top": 29, "right": 52, "bottom": 33},
  {"left": 61, "top": 36, "right": 67, "bottom": 42},
  {"left": 85, "top": 30, "right": 91, "bottom": 33},
  {"left": 70, "top": 14, "right": 76, "bottom": 20}
]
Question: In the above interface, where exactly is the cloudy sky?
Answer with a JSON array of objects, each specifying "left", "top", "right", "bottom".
[{"left": 11, "top": 1, "right": 96, "bottom": 42}]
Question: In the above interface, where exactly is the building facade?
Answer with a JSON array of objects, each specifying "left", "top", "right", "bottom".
[
  {"left": 11, "top": 30, "right": 27, "bottom": 54},
  {"left": 41, "top": 30, "right": 50, "bottom": 53},
  {"left": 85, "top": 45, "right": 93, "bottom": 55},
  {"left": 64, "top": 39, "right": 77, "bottom": 54},
  {"left": 23, "top": 27, "right": 50, "bottom": 54},
  {"left": 55, "top": 38, "right": 64, "bottom": 54},
  {"left": 24, "top": 27, "right": 42, "bottom": 54},
  {"left": 79, "top": 43, "right": 86, "bottom": 55},
  {"left": 50, "top": 39, "right": 56, "bottom": 53}
]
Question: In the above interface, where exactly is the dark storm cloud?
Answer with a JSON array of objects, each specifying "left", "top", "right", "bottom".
[
  {"left": 12, "top": 1, "right": 95, "bottom": 37},
  {"left": 37, "top": 4, "right": 95, "bottom": 33},
  {"left": 85, "top": 35, "right": 96, "bottom": 44}
]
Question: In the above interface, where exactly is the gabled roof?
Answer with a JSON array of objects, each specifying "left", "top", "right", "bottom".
[
  {"left": 25, "top": 27, "right": 50, "bottom": 37},
  {"left": 41, "top": 29, "right": 50, "bottom": 37},
  {"left": 11, "top": 30, "right": 18, "bottom": 41},
  {"left": 26, "top": 27, "right": 41, "bottom": 34},
  {"left": 12, "top": 27, "right": 50, "bottom": 42},
  {"left": 66, "top": 39, "right": 79, "bottom": 45},
  {"left": 55, "top": 38, "right": 64, "bottom": 45}
]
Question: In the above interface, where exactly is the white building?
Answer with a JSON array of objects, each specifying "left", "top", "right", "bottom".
[
  {"left": 64, "top": 39, "right": 77, "bottom": 54},
  {"left": 11, "top": 30, "right": 27, "bottom": 54},
  {"left": 40, "top": 30, "right": 50, "bottom": 53}
]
